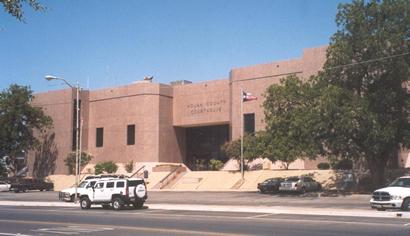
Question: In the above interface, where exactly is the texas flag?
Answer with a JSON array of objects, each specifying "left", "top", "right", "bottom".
[{"left": 242, "top": 91, "right": 257, "bottom": 102}]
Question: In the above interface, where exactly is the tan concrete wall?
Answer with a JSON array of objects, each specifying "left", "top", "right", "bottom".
[
  {"left": 230, "top": 46, "right": 327, "bottom": 140},
  {"left": 28, "top": 88, "right": 75, "bottom": 175},
  {"left": 173, "top": 79, "right": 230, "bottom": 127},
  {"left": 86, "top": 82, "right": 172, "bottom": 164}
]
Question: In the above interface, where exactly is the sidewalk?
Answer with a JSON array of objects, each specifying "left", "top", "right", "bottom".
[{"left": 1, "top": 200, "right": 409, "bottom": 219}]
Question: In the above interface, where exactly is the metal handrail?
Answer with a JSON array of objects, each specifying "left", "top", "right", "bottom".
[
  {"left": 130, "top": 165, "right": 146, "bottom": 178},
  {"left": 158, "top": 165, "right": 182, "bottom": 188}
]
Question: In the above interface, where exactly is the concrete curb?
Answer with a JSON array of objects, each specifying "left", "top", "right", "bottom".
[{"left": 0, "top": 201, "right": 409, "bottom": 219}]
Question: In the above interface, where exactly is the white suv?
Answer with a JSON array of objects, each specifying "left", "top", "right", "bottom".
[
  {"left": 79, "top": 178, "right": 147, "bottom": 210},
  {"left": 370, "top": 176, "right": 410, "bottom": 211},
  {"left": 59, "top": 175, "right": 121, "bottom": 202}
]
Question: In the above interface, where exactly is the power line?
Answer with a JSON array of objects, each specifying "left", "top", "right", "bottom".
[{"left": 327, "top": 51, "right": 410, "bottom": 70}]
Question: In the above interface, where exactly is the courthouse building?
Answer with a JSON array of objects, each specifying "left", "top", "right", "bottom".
[{"left": 27, "top": 46, "right": 410, "bottom": 175}]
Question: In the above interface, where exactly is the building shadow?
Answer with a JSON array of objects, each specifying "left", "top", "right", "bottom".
[{"left": 33, "top": 132, "right": 58, "bottom": 179}]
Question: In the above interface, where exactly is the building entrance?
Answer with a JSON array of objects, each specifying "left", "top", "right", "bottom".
[{"left": 185, "top": 124, "right": 229, "bottom": 171}]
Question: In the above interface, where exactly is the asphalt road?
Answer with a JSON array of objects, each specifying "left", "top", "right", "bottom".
[
  {"left": 0, "top": 190, "right": 371, "bottom": 209},
  {"left": 0, "top": 205, "right": 408, "bottom": 236}
]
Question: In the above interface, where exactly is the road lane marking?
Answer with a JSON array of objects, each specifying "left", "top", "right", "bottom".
[
  {"left": 404, "top": 223, "right": 410, "bottom": 227},
  {"left": 32, "top": 226, "right": 114, "bottom": 235},
  {"left": 0, "top": 233, "right": 32, "bottom": 236},
  {"left": 246, "top": 213, "right": 277, "bottom": 219},
  {"left": 0, "top": 219, "right": 243, "bottom": 236}
]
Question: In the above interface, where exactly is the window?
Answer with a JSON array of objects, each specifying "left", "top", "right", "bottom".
[
  {"left": 72, "top": 99, "right": 81, "bottom": 151},
  {"left": 106, "top": 182, "right": 114, "bottom": 188},
  {"left": 116, "top": 181, "right": 125, "bottom": 188},
  {"left": 244, "top": 113, "right": 255, "bottom": 134},
  {"left": 96, "top": 127, "right": 104, "bottom": 147},
  {"left": 95, "top": 182, "right": 104, "bottom": 189},
  {"left": 127, "top": 124, "right": 135, "bottom": 145}
]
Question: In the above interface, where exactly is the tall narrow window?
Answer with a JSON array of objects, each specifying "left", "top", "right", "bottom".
[
  {"left": 72, "top": 99, "right": 81, "bottom": 151},
  {"left": 244, "top": 113, "right": 255, "bottom": 134},
  {"left": 96, "top": 127, "right": 104, "bottom": 147},
  {"left": 127, "top": 124, "right": 135, "bottom": 145}
]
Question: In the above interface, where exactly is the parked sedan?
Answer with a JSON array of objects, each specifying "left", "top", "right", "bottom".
[
  {"left": 0, "top": 181, "right": 10, "bottom": 192},
  {"left": 279, "top": 176, "right": 322, "bottom": 193},
  {"left": 257, "top": 178, "right": 284, "bottom": 193}
]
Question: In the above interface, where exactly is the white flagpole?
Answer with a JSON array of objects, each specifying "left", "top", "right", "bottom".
[{"left": 240, "top": 88, "right": 244, "bottom": 180}]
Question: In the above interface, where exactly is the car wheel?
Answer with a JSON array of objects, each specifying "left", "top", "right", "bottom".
[
  {"left": 260, "top": 189, "right": 266, "bottom": 194},
  {"left": 70, "top": 194, "right": 75, "bottom": 202},
  {"left": 300, "top": 187, "right": 306, "bottom": 194},
  {"left": 133, "top": 201, "right": 144, "bottom": 209},
  {"left": 112, "top": 198, "right": 123, "bottom": 210},
  {"left": 401, "top": 198, "right": 410, "bottom": 211},
  {"left": 317, "top": 184, "right": 322, "bottom": 192},
  {"left": 40, "top": 189, "right": 44, "bottom": 191},
  {"left": 80, "top": 197, "right": 91, "bottom": 209}
]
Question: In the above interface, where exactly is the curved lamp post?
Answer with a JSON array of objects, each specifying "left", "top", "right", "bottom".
[{"left": 45, "top": 75, "right": 80, "bottom": 203}]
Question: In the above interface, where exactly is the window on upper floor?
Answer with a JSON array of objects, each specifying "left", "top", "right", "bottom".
[
  {"left": 127, "top": 124, "right": 135, "bottom": 145},
  {"left": 96, "top": 127, "right": 104, "bottom": 147}
]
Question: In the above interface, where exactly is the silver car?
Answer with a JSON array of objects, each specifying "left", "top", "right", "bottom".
[
  {"left": 279, "top": 176, "right": 321, "bottom": 193},
  {"left": 0, "top": 181, "right": 10, "bottom": 192}
]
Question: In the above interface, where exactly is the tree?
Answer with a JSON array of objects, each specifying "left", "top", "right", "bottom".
[
  {"left": 315, "top": 0, "right": 410, "bottom": 188},
  {"left": 0, "top": 84, "right": 52, "bottom": 175},
  {"left": 64, "top": 151, "right": 93, "bottom": 175},
  {"left": 1, "top": 0, "right": 45, "bottom": 22},
  {"left": 221, "top": 133, "right": 266, "bottom": 162},
  {"left": 263, "top": 75, "right": 323, "bottom": 169}
]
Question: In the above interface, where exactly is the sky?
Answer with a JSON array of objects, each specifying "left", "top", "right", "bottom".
[{"left": 0, "top": 0, "right": 349, "bottom": 93}]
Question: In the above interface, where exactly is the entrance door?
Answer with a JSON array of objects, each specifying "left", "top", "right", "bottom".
[{"left": 185, "top": 124, "right": 229, "bottom": 170}]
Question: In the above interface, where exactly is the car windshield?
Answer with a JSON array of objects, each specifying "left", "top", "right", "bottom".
[
  {"left": 389, "top": 178, "right": 410, "bottom": 188},
  {"left": 285, "top": 177, "right": 300, "bottom": 182},
  {"left": 78, "top": 181, "right": 88, "bottom": 188}
]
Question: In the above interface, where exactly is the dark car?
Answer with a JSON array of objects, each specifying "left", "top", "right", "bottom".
[
  {"left": 257, "top": 178, "right": 284, "bottom": 193},
  {"left": 10, "top": 178, "right": 54, "bottom": 193}
]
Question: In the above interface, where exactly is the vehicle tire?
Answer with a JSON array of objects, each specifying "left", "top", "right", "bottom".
[
  {"left": 300, "top": 187, "right": 306, "bottom": 194},
  {"left": 40, "top": 189, "right": 44, "bottom": 191},
  {"left": 133, "top": 201, "right": 144, "bottom": 209},
  {"left": 70, "top": 194, "right": 75, "bottom": 202},
  {"left": 401, "top": 198, "right": 410, "bottom": 211},
  {"left": 317, "top": 184, "right": 322, "bottom": 192},
  {"left": 112, "top": 198, "right": 123, "bottom": 210},
  {"left": 260, "top": 189, "right": 266, "bottom": 194},
  {"left": 80, "top": 197, "right": 91, "bottom": 209},
  {"left": 102, "top": 204, "right": 111, "bottom": 209}
]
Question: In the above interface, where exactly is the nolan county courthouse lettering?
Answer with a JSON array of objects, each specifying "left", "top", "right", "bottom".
[{"left": 27, "top": 46, "right": 410, "bottom": 175}]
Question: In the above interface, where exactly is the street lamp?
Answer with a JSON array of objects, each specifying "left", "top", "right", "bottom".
[{"left": 45, "top": 75, "right": 81, "bottom": 203}]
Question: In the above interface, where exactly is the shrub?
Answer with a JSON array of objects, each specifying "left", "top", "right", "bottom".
[
  {"left": 125, "top": 160, "right": 134, "bottom": 173},
  {"left": 64, "top": 152, "right": 93, "bottom": 175},
  {"left": 208, "top": 159, "right": 224, "bottom": 171},
  {"left": 317, "top": 162, "right": 330, "bottom": 170},
  {"left": 94, "top": 161, "right": 118, "bottom": 175}
]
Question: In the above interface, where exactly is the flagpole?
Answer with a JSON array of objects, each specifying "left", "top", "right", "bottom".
[{"left": 240, "top": 88, "right": 244, "bottom": 180}]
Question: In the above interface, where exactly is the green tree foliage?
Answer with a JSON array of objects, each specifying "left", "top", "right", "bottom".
[
  {"left": 221, "top": 133, "right": 268, "bottom": 162},
  {"left": 315, "top": 0, "right": 410, "bottom": 188},
  {"left": 263, "top": 75, "right": 324, "bottom": 169},
  {"left": 64, "top": 152, "right": 93, "bottom": 175},
  {"left": 0, "top": 0, "right": 45, "bottom": 22},
  {"left": 94, "top": 161, "right": 118, "bottom": 175},
  {"left": 0, "top": 84, "right": 52, "bottom": 175}
]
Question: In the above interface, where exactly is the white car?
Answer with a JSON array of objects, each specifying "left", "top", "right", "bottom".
[
  {"left": 79, "top": 178, "right": 147, "bottom": 210},
  {"left": 0, "top": 181, "right": 10, "bottom": 192},
  {"left": 58, "top": 179, "right": 99, "bottom": 201},
  {"left": 370, "top": 176, "right": 410, "bottom": 211}
]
